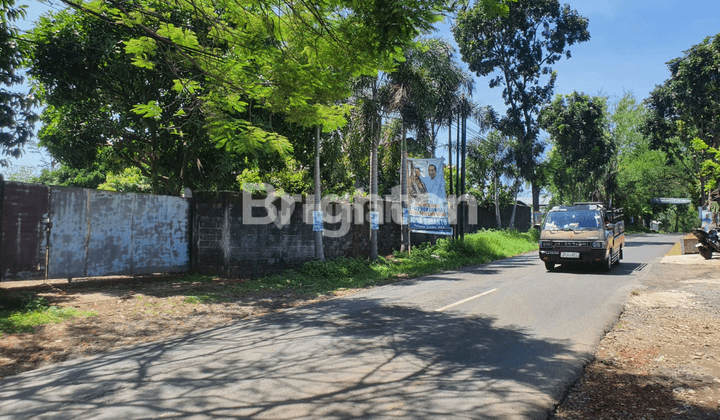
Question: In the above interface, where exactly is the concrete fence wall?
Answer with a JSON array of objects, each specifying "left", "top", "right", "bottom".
[
  {"left": 191, "top": 191, "right": 531, "bottom": 277},
  {"left": 1, "top": 180, "right": 531, "bottom": 280}
]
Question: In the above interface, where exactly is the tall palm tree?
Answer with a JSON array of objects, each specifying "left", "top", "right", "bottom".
[
  {"left": 346, "top": 38, "right": 474, "bottom": 255},
  {"left": 385, "top": 38, "right": 474, "bottom": 158}
]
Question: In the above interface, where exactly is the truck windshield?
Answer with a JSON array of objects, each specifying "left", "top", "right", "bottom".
[{"left": 543, "top": 210, "right": 601, "bottom": 231}]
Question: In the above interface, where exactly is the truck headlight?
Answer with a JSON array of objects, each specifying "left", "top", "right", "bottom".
[
  {"left": 592, "top": 241, "right": 604, "bottom": 249},
  {"left": 540, "top": 241, "right": 552, "bottom": 248}
]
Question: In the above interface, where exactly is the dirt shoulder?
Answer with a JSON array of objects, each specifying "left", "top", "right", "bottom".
[
  {"left": 551, "top": 253, "right": 720, "bottom": 419},
  {"left": 0, "top": 275, "right": 352, "bottom": 378},
  {"left": 2, "top": 249, "right": 720, "bottom": 419}
]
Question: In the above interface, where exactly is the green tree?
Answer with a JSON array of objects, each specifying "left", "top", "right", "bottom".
[
  {"left": 34, "top": 164, "right": 107, "bottom": 189},
  {"left": 28, "top": 7, "right": 243, "bottom": 195},
  {"left": 4, "top": 165, "right": 36, "bottom": 182},
  {"left": 643, "top": 34, "right": 720, "bottom": 205},
  {"left": 345, "top": 37, "right": 474, "bottom": 255},
  {"left": 389, "top": 38, "right": 474, "bottom": 157},
  {"left": 539, "top": 92, "right": 614, "bottom": 204},
  {"left": 57, "top": 0, "right": 453, "bottom": 153},
  {"left": 453, "top": 0, "right": 590, "bottom": 211},
  {"left": 0, "top": 0, "right": 38, "bottom": 167},
  {"left": 467, "top": 130, "right": 516, "bottom": 227},
  {"left": 611, "top": 94, "right": 684, "bottom": 223}
]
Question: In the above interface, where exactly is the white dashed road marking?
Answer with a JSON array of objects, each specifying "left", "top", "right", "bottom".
[{"left": 434, "top": 288, "right": 499, "bottom": 312}]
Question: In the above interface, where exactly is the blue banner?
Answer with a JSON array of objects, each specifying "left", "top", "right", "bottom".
[{"left": 313, "top": 211, "right": 323, "bottom": 232}]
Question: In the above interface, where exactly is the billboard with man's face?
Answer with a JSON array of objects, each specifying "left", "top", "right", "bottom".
[{"left": 407, "top": 158, "right": 451, "bottom": 234}]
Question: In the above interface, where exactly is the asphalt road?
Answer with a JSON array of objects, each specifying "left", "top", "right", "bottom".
[{"left": 0, "top": 233, "right": 685, "bottom": 420}]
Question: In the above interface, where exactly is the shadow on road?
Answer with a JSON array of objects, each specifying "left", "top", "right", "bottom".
[
  {"left": 548, "top": 261, "right": 645, "bottom": 276},
  {"left": 2, "top": 293, "right": 584, "bottom": 419}
]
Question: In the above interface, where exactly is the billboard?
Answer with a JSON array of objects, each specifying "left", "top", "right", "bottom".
[{"left": 407, "top": 158, "right": 452, "bottom": 235}]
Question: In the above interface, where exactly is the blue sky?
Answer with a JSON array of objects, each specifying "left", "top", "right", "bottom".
[
  {"left": 436, "top": 0, "right": 720, "bottom": 134},
  {"left": 5, "top": 0, "right": 720, "bottom": 176}
]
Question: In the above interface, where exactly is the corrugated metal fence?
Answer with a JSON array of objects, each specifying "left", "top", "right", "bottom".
[{"left": 0, "top": 181, "right": 190, "bottom": 281}]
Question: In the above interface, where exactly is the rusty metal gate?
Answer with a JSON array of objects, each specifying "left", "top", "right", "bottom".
[
  {"left": 1, "top": 181, "right": 190, "bottom": 281},
  {"left": 0, "top": 182, "right": 50, "bottom": 280}
]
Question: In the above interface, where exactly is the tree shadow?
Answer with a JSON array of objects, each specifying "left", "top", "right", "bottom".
[{"left": 2, "top": 293, "right": 590, "bottom": 419}]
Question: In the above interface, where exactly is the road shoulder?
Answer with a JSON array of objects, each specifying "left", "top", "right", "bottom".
[{"left": 551, "top": 253, "right": 720, "bottom": 419}]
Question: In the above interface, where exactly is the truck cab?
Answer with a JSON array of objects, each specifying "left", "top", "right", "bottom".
[{"left": 538, "top": 203, "right": 624, "bottom": 272}]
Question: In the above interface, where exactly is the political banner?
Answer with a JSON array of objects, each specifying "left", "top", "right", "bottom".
[{"left": 407, "top": 158, "right": 451, "bottom": 234}]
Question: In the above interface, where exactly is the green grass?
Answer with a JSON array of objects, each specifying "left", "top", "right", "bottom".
[
  {"left": 184, "top": 293, "right": 223, "bottom": 304},
  {"left": 228, "top": 229, "right": 540, "bottom": 297},
  {"left": 0, "top": 296, "right": 97, "bottom": 337},
  {"left": 0, "top": 230, "right": 540, "bottom": 333}
]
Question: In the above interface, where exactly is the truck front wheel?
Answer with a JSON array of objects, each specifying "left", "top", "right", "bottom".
[
  {"left": 603, "top": 250, "right": 613, "bottom": 272},
  {"left": 544, "top": 261, "right": 555, "bottom": 271}
]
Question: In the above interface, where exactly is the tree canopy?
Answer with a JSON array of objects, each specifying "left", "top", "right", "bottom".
[
  {"left": 643, "top": 33, "right": 720, "bottom": 204},
  {"left": 0, "top": 0, "right": 37, "bottom": 167},
  {"left": 539, "top": 92, "right": 614, "bottom": 204},
  {"left": 28, "top": 7, "right": 243, "bottom": 195},
  {"left": 453, "top": 0, "right": 589, "bottom": 209},
  {"left": 20, "top": 0, "right": 459, "bottom": 195},
  {"left": 57, "top": 0, "right": 452, "bottom": 145}
]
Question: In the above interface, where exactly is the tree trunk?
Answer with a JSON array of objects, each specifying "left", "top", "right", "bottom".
[
  {"left": 314, "top": 125, "right": 325, "bottom": 261},
  {"left": 430, "top": 120, "right": 436, "bottom": 157},
  {"left": 509, "top": 179, "right": 520, "bottom": 230},
  {"left": 370, "top": 115, "right": 380, "bottom": 260},
  {"left": 400, "top": 123, "right": 409, "bottom": 252},
  {"left": 448, "top": 117, "right": 453, "bottom": 210},
  {"left": 455, "top": 113, "right": 460, "bottom": 240}
]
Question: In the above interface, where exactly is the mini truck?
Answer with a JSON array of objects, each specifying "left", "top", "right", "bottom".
[{"left": 538, "top": 202, "right": 625, "bottom": 272}]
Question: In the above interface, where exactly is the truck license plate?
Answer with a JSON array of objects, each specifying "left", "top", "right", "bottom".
[{"left": 561, "top": 252, "right": 580, "bottom": 259}]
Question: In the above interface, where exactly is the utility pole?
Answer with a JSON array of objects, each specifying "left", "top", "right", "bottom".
[
  {"left": 455, "top": 112, "right": 460, "bottom": 240},
  {"left": 448, "top": 115, "right": 453, "bottom": 241}
]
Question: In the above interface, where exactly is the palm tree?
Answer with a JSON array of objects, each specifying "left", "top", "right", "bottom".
[
  {"left": 385, "top": 38, "right": 474, "bottom": 158},
  {"left": 346, "top": 38, "right": 474, "bottom": 255}
]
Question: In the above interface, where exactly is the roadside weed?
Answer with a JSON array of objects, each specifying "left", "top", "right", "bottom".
[
  {"left": 0, "top": 295, "right": 97, "bottom": 337},
  {"left": 0, "top": 229, "right": 538, "bottom": 337},
  {"left": 248, "top": 229, "right": 539, "bottom": 296}
]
